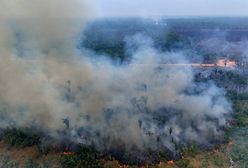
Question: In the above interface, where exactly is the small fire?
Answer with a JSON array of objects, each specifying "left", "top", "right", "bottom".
[
  {"left": 167, "top": 160, "right": 174, "bottom": 164},
  {"left": 63, "top": 152, "right": 75, "bottom": 155},
  {"left": 216, "top": 59, "right": 236, "bottom": 68},
  {"left": 130, "top": 59, "right": 236, "bottom": 69}
]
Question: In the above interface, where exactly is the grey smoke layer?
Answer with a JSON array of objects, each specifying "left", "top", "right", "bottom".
[{"left": 0, "top": 0, "right": 232, "bottom": 154}]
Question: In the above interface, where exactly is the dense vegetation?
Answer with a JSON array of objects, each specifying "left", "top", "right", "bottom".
[
  {"left": 60, "top": 147, "right": 102, "bottom": 168},
  {"left": 3, "top": 128, "right": 41, "bottom": 148}
]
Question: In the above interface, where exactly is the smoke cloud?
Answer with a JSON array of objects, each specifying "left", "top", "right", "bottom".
[{"left": 0, "top": 0, "right": 232, "bottom": 159}]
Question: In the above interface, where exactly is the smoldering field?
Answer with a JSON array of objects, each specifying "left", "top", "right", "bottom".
[{"left": 0, "top": 0, "right": 233, "bottom": 161}]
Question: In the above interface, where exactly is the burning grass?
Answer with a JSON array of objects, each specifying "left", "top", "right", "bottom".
[
  {"left": 0, "top": 125, "right": 232, "bottom": 167},
  {"left": 0, "top": 134, "right": 241, "bottom": 168}
]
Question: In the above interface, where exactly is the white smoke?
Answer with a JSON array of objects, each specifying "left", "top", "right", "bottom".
[{"left": 0, "top": 0, "right": 232, "bottom": 157}]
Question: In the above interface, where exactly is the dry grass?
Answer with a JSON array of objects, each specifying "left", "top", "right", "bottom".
[{"left": 0, "top": 140, "right": 61, "bottom": 168}]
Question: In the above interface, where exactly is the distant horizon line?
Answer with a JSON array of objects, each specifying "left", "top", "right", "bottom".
[{"left": 92, "top": 15, "right": 248, "bottom": 20}]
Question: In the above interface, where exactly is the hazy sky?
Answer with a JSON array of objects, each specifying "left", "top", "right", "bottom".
[{"left": 93, "top": 0, "right": 248, "bottom": 18}]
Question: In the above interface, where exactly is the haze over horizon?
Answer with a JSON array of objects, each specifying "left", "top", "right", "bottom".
[{"left": 93, "top": 0, "right": 248, "bottom": 18}]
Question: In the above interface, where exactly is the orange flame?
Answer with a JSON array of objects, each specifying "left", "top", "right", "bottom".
[
  {"left": 216, "top": 59, "right": 236, "bottom": 68},
  {"left": 167, "top": 160, "right": 174, "bottom": 164},
  {"left": 63, "top": 152, "right": 75, "bottom": 155}
]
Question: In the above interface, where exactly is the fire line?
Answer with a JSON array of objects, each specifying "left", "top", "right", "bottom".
[{"left": 130, "top": 59, "right": 236, "bottom": 69}]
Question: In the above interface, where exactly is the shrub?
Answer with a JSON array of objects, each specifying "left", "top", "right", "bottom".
[
  {"left": 37, "top": 144, "right": 52, "bottom": 155},
  {"left": 176, "top": 158, "right": 192, "bottom": 168},
  {"left": 60, "top": 146, "right": 102, "bottom": 168},
  {"left": 201, "top": 156, "right": 210, "bottom": 168},
  {"left": 24, "top": 159, "right": 50, "bottom": 168},
  {"left": 182, "top": 144, "right": 200, "bottom": 157},
  {"left": 3, "top": 128, "right": 41, "bottom": 148},
  {"left": 211, "top": 155, "right": 224, "bottom": 167}
]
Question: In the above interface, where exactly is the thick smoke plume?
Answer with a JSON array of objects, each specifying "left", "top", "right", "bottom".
[{"left": 0, "top": 0, "right": 232, "bottom": 158}]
